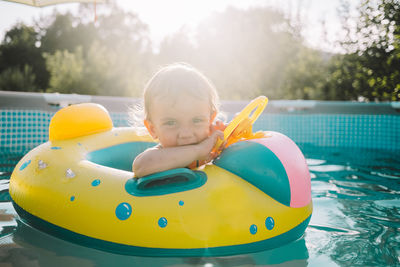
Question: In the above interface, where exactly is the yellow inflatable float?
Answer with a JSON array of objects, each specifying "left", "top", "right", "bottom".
[{"left": 10, "top": 97, "right": 312, "bottom": 256}]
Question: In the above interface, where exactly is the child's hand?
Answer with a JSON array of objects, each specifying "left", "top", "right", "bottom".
[
  {"left": 196, "top": 130, "right": 224, "bottom": 162},
  {"left": 211, "top": 120, "right": 227, "bottom": 132}
]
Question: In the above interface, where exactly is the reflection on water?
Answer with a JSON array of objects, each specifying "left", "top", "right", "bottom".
[
  {"left": 301, "top": 145, "right": 400, "bottom": 267},
  {"left": 5, "top": 220, "right": 309, "bottom": 267},
  {"left": 1, "top": 145, "right": 399, "bottom": 266}
]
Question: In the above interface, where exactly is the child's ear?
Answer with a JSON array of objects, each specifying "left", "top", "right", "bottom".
[
  {"left": 210, "top": 111, "right": 217, "bottom": 123},
  {"left": 209, "top": 111, "right": 217, "bottom": 133},
  {"left": 144, "top": 119, "right": 157, "bottom": 139}
]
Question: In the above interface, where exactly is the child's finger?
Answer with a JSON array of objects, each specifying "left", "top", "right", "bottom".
[
  {"left": 216, "top": 130, "right": 224, "bottom": 139},
  {"left": 211, "top": 130, "right": 223, "bottom": 141},
  {"left": 217, "top": 120, "right": 227, "bottom": 130},
  {"left": 212, "top": 120, "right": 227, "bottom": 132}
]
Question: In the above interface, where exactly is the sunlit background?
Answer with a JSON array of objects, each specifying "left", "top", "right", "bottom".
[
  {"left": 0, "top": 0, "right": 354, "bottom": 51},
  {"left": 0, "top": 0, "right": 398, "bottom": 101}
]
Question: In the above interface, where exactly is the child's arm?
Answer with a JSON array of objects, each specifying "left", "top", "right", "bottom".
[{"left": 132, "top": 130, "right": 223, "bottom": 177}]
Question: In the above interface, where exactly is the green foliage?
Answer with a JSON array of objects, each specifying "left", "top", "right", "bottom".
[
  {"left": 0, "top": 4, "right": 152, "bottom": 96},
  {"left": 281, "top": 47, "right": 329, "bottom": 100},
  {"left": 157, "top": 7, "right": 308, "bottom": 100},
  {"left": 44, "top": 47, "right": 85, "bottom": 94},
  {"left": 45, "top": 41, "right": 149, "bottom": 96},
  {"left": 198, "top": 7, "right": 299, "bottom": 100},
  {"left": 326, "top": 0, "right": 400, "bottom": 101},
  {"left": 0, "top": 65, "right": 38, "bottom": 92},
  {"left": 40, "top": 12, "right": 97, "bottom": 54},
  {"left": 0, "top": 1, "right": 398, "bottom": 101},
  {"left": 0, "top": 24, "right": 48, "bottom": 89},
  {"left": 157, "top": 27, "right": 195, "bottom": 65}
]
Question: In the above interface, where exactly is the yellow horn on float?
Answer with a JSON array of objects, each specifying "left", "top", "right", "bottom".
[{"left": 49, "top": 103, "right": 113, "bottom": 141}]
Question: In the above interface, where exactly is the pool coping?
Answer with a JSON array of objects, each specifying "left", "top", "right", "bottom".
[{"left": 1, "top": 91, "right": 399, "bottom": 115}]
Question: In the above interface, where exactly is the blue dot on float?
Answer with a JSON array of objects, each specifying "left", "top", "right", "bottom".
[
  {"left": 265, "top": 216, "right": 275, "bottom": 230},
  {"left": 70, "top": 196, "right": 75, "bottom": 201},
  {"left": 250, "top": 224, "right": 257, "bottom": 235},
  {"left": 115, "top": 202, "right": 132, "bottom": 220},
  {"left": 158, "top": 217, "right": 168, "bottom": 228},
  {"left": 19, "top": 160, "right": 31, "bottom": 171},
  {"left": 179, "top": 200, "right": 184, "bottom": 206},
  {"left": 91, "top": 179, "right": 101, "bottom": 186},
  {"left": 51, "top": 146, "right": 61, "bottom": 150}
]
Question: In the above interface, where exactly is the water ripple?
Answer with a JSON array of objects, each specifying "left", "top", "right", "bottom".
[
  {"left": 309, "top": 165, "right": 349, "bottom": 172},
  {"left": 308, "top": 224, "right": 360, "bottom": 235}
]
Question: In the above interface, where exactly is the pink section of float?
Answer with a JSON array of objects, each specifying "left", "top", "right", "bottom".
[{"left": 250, "top": 132, "right": 311, "bottom": 208}]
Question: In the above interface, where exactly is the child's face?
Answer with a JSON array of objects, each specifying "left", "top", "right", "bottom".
[{"left": 145, "top": 95, "right": 213, "bottom": 147}]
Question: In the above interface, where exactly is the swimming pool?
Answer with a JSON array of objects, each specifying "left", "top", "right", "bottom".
[{"left": 1, "top": 91, "right": 399, "bottom": 266}]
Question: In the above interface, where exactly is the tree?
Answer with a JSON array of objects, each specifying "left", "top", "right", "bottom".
[
  {"left": 196, "top": 7, "right": 298, "bottom": 100},
  {"left": 157, "top": 27, "right": 196, "bottom": 66},
  {"left": 44, "top": 47, "right": 86, "bottom": 94},
  {"left": 281, "top": 47, "right": 329, "bottom": 100},
  {"left": 0, "top": 24, "right": 48, "bottom": 90},
  {"left": 93, "top": 5, "right": 153, "bottom": 96},
  {"left": 0, "top": 65, "right": 38, "bottom": 92},
  {"left": 41, "top": 4, "right": 153, "bottom": 97},
  {"left": 328, "top": 0, "right": 400, "bottom": 101},
  {"left": 39, "top": 11, "right": 98, "bottom": 55},
  {"left": 156, "top": 7, "right": 327, "bottom": 100}
]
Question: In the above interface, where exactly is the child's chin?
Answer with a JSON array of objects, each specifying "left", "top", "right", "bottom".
[{"left": 177, "top": 141, "right": 198, "bottom": 146}]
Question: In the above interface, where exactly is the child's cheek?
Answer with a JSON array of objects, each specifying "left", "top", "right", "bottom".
[{"left": 206, "top": 127, "right": 212, "bottom": 137}]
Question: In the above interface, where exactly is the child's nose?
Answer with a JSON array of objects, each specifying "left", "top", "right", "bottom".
[{"left": 178, "top": 126, "right": 193, "bottom": 138}]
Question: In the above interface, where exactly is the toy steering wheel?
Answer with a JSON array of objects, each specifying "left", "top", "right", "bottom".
[{"left": 213, "top": 96, "right": 268, "bottom": 153}]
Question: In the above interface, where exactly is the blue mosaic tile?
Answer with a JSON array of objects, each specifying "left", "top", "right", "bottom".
[{"left": 1, "top": 109, "right": 399, "bottom": 153}]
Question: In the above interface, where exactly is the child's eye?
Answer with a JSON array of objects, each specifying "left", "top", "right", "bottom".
[
  {"left": 193, "top": 118, "right": 204, "bottom": 124},
  {"left": 163, "top": 120, "right": 176, "bottom": 126}
]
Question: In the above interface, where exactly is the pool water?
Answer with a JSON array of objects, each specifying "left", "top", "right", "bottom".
[{"left": 0, "top": 145, "right": 399, "bottom": 266}]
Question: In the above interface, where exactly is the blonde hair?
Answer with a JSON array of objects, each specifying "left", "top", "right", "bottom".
[{"left": 143, "top": 63, "right": 219, "bottom": 121}]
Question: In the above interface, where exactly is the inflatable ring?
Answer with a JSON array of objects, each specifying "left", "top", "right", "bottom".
[{"left": 10, "top": 100, "right": 312, "bottom": 257}]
